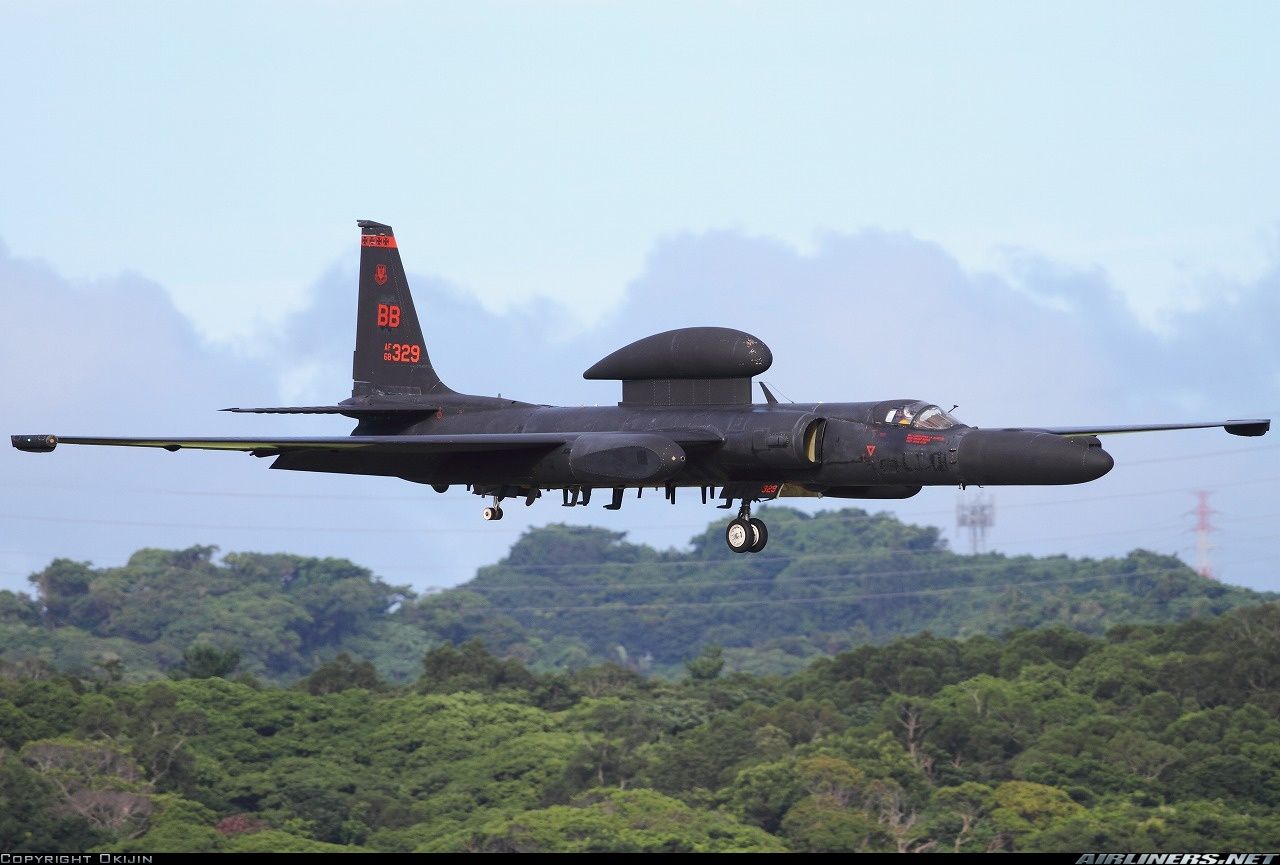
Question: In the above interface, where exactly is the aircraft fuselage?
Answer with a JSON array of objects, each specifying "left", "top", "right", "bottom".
[{"left": 269, "top": 398, "right": 1112, "bottom": 501}]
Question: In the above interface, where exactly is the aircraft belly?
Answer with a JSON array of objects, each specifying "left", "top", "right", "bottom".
[
  {"left": 270, "top": 450, "right": 427, "bottom": 478},
  {"left": 270, "top": 449, "right": 541, "bottom": 485}
]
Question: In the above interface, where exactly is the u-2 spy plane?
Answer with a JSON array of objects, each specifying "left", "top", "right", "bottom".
[{"left": 13, "top": 221, "right": 1271, "bottom": 553}]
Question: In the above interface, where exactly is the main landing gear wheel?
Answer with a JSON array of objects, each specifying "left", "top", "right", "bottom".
[
  {"left": 725, "top": 503, "right": 770, "bottom": 554},
  {"left": 726, "top": 518, "right": 754, "bottom": 553},
  {"left": 482, "top": 505, "right": 504, "bottom": 521}
]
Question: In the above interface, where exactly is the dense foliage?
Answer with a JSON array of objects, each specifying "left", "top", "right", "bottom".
[
  {"left": 412, "top": 508, "right": 1269, "bottom": 675},
  {"left": 4, "top": 604, "right": 1280, "bottom": 852},
  {"left": 0, "top": 546, "right": 424, "bottom": 684},
  {"left": 3, "top": 508, "right": 1274, "bottom": 850},
  {"left": 1, "top": 508, "right": 1268, "bottom": 682}
]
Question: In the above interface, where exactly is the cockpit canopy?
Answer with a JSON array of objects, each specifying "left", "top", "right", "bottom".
[{"left": 876, "top": 400, "right": 963, "bottom": 430}]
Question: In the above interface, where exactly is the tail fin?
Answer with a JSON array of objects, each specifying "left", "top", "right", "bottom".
[{"left": 352, "top": 220, "right": 453, "bottom": 398}]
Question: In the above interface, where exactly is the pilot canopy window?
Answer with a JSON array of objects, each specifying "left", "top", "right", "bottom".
[{"left": 881, "top": 402, "right": 961, "bottom": 430}]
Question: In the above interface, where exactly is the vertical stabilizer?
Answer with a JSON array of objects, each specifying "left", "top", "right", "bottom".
[{"left": 352, "top": 220, "right": 452, "bottom": 397}]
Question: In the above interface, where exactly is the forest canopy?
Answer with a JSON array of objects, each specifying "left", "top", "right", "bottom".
[
  {"left": 3, "top": 604, "right": 1280, "bottom": 852},
  {"left": 1, "top": 507, "right": 1269, "bottom": 683},
  {"left": 3, "top": 507, "right": 1276, "bottom": 852}
]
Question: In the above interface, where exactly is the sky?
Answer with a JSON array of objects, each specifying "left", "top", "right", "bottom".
[{"left": 1, "top": 2, "right": 1277, "bottom": 595}]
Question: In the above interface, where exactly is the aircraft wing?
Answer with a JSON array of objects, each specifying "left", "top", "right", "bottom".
[
  {"left": 11, "top": 429, "right": 724, "bottom": 456},
  {"left": 1035, "top": 419, "right": 1270, "bottom": 438}
]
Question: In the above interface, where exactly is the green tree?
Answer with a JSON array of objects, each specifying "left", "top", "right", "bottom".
[
  {"left": 932, "top": 782, "right": 996, "bottom": 852},
  {"left": 990, "top": 780, "right": 1082, "bottom": 850},
  {"left": 174, "top": 644, "right": 241, "bottom": 679},
  {"left": 685, "top": 644, "right": 725, "bottom": 681},
  {"left": 427, "top": 788, "right": 785, "bottom": 853},
  {"left": 730, "top": 759, "right": 804, "bottom": 833},
  {"left": 0, "top": 753, "right": 104, "bottom": 853},
  {"left": 418, "top": 639, "right": 535, "bottom": 694},
  {"left": 780, "top": 797, "right": 879, "bottom": 853},
  {"left": 303, "top": 653, "right": 383, "bottom": 695}
]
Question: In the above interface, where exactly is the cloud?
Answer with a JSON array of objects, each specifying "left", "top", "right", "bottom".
[
  {"left": 0, "top": 241, "right": 260, "bottom": 427},
  {"left": 603, "top": 228, "right": 1120, "bottom": 418},
  {"left": 610, "top": 228, "right": 1277, "bottom": 422}
]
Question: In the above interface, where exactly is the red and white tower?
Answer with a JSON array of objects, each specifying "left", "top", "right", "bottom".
[
  {"left": 956, "top": 493, "right": 995, "bottom": 555},
  {"left": 1191, "top": 490, "right": 1217, "bottom": 581}
]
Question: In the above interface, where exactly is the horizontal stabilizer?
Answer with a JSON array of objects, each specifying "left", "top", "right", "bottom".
[{"left": 1037, "top": 419, "right": 1270, "bottom": 438}]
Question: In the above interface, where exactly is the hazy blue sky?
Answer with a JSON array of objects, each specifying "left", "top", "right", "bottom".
[{"left": 1, "top": 3, "right": 1277, "bottom": 594}]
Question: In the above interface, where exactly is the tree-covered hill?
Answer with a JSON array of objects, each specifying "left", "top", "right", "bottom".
[
  {"left": 407, "top": 507, "right": 1270, "bottom": 675},
  {"left": 0, "top": 508, "right": 1271, "bottom": 682},
  {"left": 0, "top": 546, "right": 427, "bottom": 684},
  {"left": 4, "top": 604, "right": 1280, "bottom": 853}
]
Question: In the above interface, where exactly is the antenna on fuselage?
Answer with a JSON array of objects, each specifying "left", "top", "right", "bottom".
[{"left": 760, "top": 382, "right": 794, "bottom": 404}]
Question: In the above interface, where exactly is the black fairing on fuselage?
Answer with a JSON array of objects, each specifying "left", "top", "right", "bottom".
[{"left": 269, "top": 395, "right": 1111, "bottom": 495}]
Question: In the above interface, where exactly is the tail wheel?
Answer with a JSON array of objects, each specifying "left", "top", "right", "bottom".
[
  {"left": 482, "top": 506, "right": 504, "bottom": 521},
  {"left": 726, "top": 518, "right": 753, "bottom": 553},
  {"left": 748, "top": 518, "right": 769, "bottom": 553}
]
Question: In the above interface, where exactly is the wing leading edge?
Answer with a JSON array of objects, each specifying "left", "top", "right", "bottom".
[
  {"left": 11, "top": 430, "right": 724, "bottom": 456},
  {"left": 1034, "top": 420, "right": 1270, "bottom": 438}
]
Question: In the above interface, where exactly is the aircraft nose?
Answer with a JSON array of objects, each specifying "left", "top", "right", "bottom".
[
  {"left": 958, "top": 430, "right": 1113, "bottom": 485},
  {"left": 1081, "top": 440, "right": 1114, "bottom": 481}
]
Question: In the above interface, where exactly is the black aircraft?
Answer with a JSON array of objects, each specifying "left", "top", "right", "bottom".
[{"left": 12, "top": 220, "right": 1271, "bottom": 553}]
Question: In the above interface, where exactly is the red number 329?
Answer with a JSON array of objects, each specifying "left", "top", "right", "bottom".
[{"left": 382, "top": 343, "right": 421, "bottom": 363}]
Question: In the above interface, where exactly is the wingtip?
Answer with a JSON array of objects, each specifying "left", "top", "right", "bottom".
[
  {"left": 12, "top": 434, "right": 58, "bottom": 452},
  {"left": 1225, "top": 420, "right": 1271, "bottom": 437}
]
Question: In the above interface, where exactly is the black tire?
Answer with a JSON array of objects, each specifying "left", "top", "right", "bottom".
[
  {"left": 726, "top": 518, "right": 753, "bottom": 553},
  {"left": 494, "top": 507, "right": 504, "bottom": 521},
  {"left": 482, "top": 506, "right": 500, "bottom": 521},
  {"left": 748, "top": 518, "right": 769, "bottom": 553}
]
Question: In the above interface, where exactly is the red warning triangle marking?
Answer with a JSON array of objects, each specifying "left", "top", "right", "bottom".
[{"left": 866, "top": 444, "right": 876, "bottom": 457}]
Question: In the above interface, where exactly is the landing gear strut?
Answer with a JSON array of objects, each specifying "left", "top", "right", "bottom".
[{"left": 725, "top": 503, "right": 768, "bottom": 554}]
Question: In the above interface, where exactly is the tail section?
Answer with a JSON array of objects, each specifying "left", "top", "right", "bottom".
[{"left": 353, "top": 220, "right": 453, "bottom": 398}]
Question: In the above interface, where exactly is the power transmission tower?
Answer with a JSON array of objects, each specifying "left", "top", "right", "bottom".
[
  {"left": 956, "top": 493, "right": 995, "bottom": 555},
  {"left": 1190, "top": 490, "right": 1217, "bottom": 580}
]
